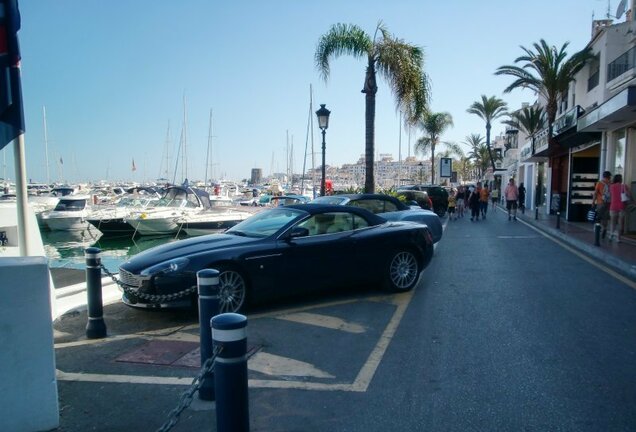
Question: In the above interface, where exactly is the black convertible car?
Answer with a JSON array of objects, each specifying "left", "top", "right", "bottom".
[{"left": 118, "top": 204, "right": 434, "bottom": 312}]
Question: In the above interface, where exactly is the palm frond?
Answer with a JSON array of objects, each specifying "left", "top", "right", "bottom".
[{"left": 314, "top": 23, "right": 372, "bottom": 81}]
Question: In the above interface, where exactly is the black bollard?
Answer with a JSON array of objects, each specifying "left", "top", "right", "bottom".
[
  {"left": 594, "top": 223, "right": 601, "bottom": 246},
  {"left": 556, "top": 211, "right": 561, "bottom": 229},
  {"left": 212, "top": 313, "right": 249, "bottom": 432},
  {"left": 197, "top": 269, "right": 220, "bottom": 401},
  {"left": 85, "top": 247, "right": 107, "bottom": 339}
]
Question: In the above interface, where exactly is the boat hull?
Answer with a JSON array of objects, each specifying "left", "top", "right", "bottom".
[
  {"left": 87, "top": 218, "right": 135, "bottom": 236},
  {"left": 127, "top": 217, "right": 180, "bottom": 236},
  {"left": 44, "top": 215, "right": 90, "bottom": 231}
]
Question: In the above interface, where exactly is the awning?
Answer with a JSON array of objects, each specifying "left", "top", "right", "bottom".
[{"left": 578, "top": 86, "right": 636, "bottom": 132}]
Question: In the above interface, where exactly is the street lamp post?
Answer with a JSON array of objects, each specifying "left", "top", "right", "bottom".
[
  {"left": 315, "top": 104, "right": 331, "bottom": 196},
  {"left": 418, "top": 162, "right": 424, "bottom": 185}
]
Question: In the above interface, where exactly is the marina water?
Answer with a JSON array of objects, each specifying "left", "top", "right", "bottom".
[{"left": 42, "top": 227, "right": 184, "bottom": 273}]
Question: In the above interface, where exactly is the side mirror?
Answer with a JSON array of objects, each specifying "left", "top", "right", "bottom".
[{"left": 287, "top": 226, "right": 309, "bottom": 239}]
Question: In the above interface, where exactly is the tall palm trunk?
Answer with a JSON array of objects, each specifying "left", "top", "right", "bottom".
[
  {"left": 430, "top": 145, "right": 435, "bottom": 184},
  {"left": 485, "top": 123, "right": 496, "bottom": 173},
  {"left": 363, "top": 61, "right": 378, "bottom": 193}
]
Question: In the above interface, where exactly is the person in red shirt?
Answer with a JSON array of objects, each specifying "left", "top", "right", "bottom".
[
  {"left": 592, "top": 171, "right": 612, "bottom": 238},
  {"left": 608, "top": 173, "right": 632, "bottom": 242}
]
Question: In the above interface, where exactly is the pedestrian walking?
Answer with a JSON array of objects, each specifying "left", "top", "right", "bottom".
[
  {"left": 447, "top": 189, "right": 457, "bottom": 221},
  {"left": 592, "top": 170, "right": 612, "bottom": 239},
  {"left": 469, "top": 183, "right": 481, "bottom": 221},
  {"left": 479, "top": 184, "right": 490, "bottom": 219},
  {"left": 518, "top": 182, "right": 526, "bottom": 214},
  {"left": 504, "top": 178, "right": 519, "bottom": 221},
  {"left": 608, "top": 174, "right": 632, "bottom": 242},
  {"left": 490, "top": 187, "right": 499, "bottom": 210},
  {"left": 456, "top": 186, "right": 466, "bottom": 218}
]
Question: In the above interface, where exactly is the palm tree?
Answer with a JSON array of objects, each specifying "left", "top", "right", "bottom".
[
  {"left": 468, "top": 142, "right": 494, "bottom": 179},
  {"left": 467, "top": 95, "right": 508, "bottom": 174},
  {"left": 414, "top": 112, "right": 453, "bottom": 183},
  {"left": 462, "top": 134, "right": 488, "bottom": 179},
  {"left": 503, "top": 105, "right": 545, "bottom": 137},
  {"left": 494, "top": 39, "right": 593, "bottom": 139},
  {"left": 315, "top": 22, "right": 428, "bottom": 193}
]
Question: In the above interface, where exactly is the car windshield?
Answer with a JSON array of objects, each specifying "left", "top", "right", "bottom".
[{"left": 226, "top": 208, "right": 306, "bottom": 238}]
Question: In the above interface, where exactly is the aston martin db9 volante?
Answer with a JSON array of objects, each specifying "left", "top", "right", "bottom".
[
  {"left": 118, "top": 204, "right": 434, "bottom": 312},
  {"left": 310, "top": 194, "right": 443, "bottom": 243}
]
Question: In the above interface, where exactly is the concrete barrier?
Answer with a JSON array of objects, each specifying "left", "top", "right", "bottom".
[{"left": 0, "top": 257, "right": 59, "bottom": 432}]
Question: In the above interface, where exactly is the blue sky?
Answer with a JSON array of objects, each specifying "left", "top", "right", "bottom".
[{"left": 0, "top": 0, "right": 618, "bottom": 184}]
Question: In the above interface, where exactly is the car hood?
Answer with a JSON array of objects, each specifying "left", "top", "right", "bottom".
[{"left": 120, "top": 233, "right": 258, "bottom": 272}]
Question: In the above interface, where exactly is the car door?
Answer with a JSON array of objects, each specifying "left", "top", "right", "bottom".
[{"left": 277, "top": 211, "right": 361, "bottom": 296}]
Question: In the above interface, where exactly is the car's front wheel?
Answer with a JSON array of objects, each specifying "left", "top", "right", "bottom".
[
  {"left": 217, "top": 266, "right": 248, "bottom": 313},
  {"left": 385, "top": 250, "right": 420, "bottom": 292}
]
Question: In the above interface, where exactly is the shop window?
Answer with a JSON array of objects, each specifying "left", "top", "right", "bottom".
[{"left": 613, "top": 129, "right": 626, "bottom": 177}]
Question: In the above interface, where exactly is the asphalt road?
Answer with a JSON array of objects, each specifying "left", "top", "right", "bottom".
[
  {"left": 245, "top": 208, "right": 636, "bottom": 431},
  {"left": 53, "top": 207, "right": 636, "bottom": 431}
]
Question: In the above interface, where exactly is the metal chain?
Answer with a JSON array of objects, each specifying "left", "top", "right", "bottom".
[
  {"left": 100, "top": 263, "right": 197, "bottom": 303},
  {"left": 156, "top": 346, "right": 223, "bottom": 432}
]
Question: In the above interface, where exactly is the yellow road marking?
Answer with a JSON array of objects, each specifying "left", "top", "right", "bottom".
[{"left": 276, "top": 312, "right": 366, "bottom": 333}]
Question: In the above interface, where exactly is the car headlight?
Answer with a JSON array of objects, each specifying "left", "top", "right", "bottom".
[{"left": 140, "top": 257, "right": 190, "bottom": 277}]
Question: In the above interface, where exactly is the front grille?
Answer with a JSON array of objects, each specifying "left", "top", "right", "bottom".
[{"left": 119, "top": 268, "right": 142, "bottom": 288}]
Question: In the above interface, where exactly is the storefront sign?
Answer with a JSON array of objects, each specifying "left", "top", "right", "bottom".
[
  {"left": 553, "top": 106, "right": 580, "bottom": 136},
  {"left": 520, "top": 142, "right": 533, "bottom": 160},
  {"left": 534, "top": 128, "right": 550, "bottom": 154}
]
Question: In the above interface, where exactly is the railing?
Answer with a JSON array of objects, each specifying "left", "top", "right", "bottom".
[{"left": 607, "top": 46, "right": 636, "bottom": 82}]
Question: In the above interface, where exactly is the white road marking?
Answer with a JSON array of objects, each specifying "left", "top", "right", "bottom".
[
  {"left": 249, "top": 352, "right": 335, "bottom": 378},
  {"left": 497, "top": 235, "right": 539, "bottom": 239},
  {"left": 276, "top": 312, "right": 366, "bottom": 333}
]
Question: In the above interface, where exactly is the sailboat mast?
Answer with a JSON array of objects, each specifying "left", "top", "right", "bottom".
[
  {"left": 205, "top": 109, "right": 213, "bottom": 188},
  {"left": 286, "top": 130, "right": 289, "bottom": 188},
  {"left": 182, "top": 95, "right": 188, "bottom": 182},
  {"left": 42, "top": 106, "right": 50, "bottom": 185},
  {"left": 310, "top": 85, "right": 316, "bottom": 197}
]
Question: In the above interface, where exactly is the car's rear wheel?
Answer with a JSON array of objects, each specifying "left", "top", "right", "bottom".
[
  {"left": 217, "top": 266, "right": 248, "bottom": 313},
  {"left": 385, "top": 250, "right": 420, "bottom": 292}
]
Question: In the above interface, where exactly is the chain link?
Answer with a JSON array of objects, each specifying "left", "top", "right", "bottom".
[
  {"left": 100, "top": 263, "right": 197, "bottom": 303},
  {"left": 156, "top": 346, "right": 223, "bottom": 432}
]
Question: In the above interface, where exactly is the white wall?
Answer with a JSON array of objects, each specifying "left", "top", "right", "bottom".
[{"left": 0, "top": 257, "right": 59, "bottom": 432}]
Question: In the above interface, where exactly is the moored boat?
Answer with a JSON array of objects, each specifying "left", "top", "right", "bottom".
[
  {"left": 40, "top": 195, "right": 92, "bottom": 231},
  {"left": 124, "top": 186, "right": 211, "bottom": 236},
  {"left": 177, "top": 208, "right": 253, "bottom": 236}
]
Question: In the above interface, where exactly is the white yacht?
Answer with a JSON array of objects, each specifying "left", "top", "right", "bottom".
[
  {"left": 124, "top": 186, "right": 211, "bottom": 236},
  {"left": 40, "top": 195, "right": 92, "bottom": 231},
  {"left": 86, "top": 188, "right": 161, "bottom": 237}
]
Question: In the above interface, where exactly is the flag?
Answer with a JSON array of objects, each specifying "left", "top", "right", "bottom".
[
  {"left": 0, "top": 0, "right": 24, "bottom": 151},
  {"left": 132, "top": 159, "right": 136, "bottom": 171},
  {"left": 59, "top": 156, "right": 63, "bottom": 165}
]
